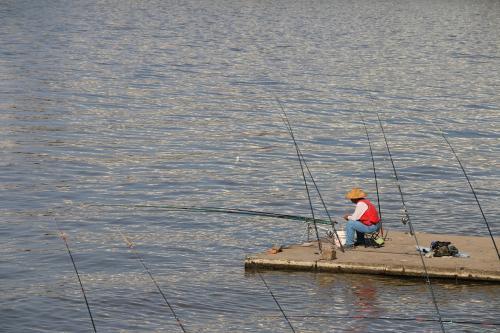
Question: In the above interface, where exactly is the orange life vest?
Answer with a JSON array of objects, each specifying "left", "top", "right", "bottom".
[{"left": 359, "top": 199, "right": 380, "bottom": 226}]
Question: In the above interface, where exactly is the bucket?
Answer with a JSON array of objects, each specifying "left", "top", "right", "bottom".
[{"left": 334, "top": 230, "right": 346, "bottom": 247}]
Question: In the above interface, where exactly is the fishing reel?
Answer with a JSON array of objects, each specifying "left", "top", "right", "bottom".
[
  {"left": 304, "top": 222, "right": 335, "bottom": 242},
  {"left": 401, "top": 209, "right": 409, "bottom": 225}
]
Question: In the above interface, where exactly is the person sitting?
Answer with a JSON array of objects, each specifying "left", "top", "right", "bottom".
[{"left": 342, "top": 188, "right": 381, "bottom": 248}]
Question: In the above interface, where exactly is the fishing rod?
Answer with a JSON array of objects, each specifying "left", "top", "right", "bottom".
[
  {"left": 273, "top": 96, "right": 322, "bottom": 252},
  {"left": 53, "top": 216, "right": 97, "bottom": 333},
  {"left": 253, "top": 47, "right": 342, "bottom": 250},
  {"left": 256, "top": 271, "right": 297, "bottom": 332},
  {"left": 359, "top": 112, "right": 383, "bottom": 236},
  {"left": 114, "top": 210, "right": 293, "bottom": 332},
  {"left": 117, "top": 229, "right": 187, "bottom": 332},
  {"left": 87, "top": 203, "right": 333, "bottom": 226},
  {"left": 274, "top": 97, "right": 344, "bottom": 251},
  {"left": 433, "top": 126, "right": 499, "bottom": 260},
  {"left": 293, "top": 145, "right": 345, "bottom": 251},
  {"left": 274, "top": 97, "right": 349, "bottom": 250},
  {"left": 376, "top": 113, "right": 414, "bottom": 235},
  {"left": 376, "top": 113, "right": 445, "bottom": 333}
]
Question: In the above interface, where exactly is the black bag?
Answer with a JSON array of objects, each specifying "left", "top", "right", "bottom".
[
  {"left": 430, "top": 241, "right": 459, "bottom": 257},
  {"left": 448, "top": 245, "right": 459, "bottom": 256}
]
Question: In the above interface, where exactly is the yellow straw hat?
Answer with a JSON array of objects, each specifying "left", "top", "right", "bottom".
[{"left": 345, "top": 188, "right": 367, "bottom": 200}]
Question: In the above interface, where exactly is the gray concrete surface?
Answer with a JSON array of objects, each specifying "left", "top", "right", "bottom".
[{"left": 245, "top": 231, "right": 500, "bottom": 282}]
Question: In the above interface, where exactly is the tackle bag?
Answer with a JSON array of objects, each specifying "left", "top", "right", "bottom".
[{"left": 430, "top": 241, "right": 459, "bottom": 257}]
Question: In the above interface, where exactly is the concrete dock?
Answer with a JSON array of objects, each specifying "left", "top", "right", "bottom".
[{"left": 245, "top": 231, "right": 500, "bottom": 282}]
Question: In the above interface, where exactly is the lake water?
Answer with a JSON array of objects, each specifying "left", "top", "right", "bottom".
[{"left": 1, "top": 0, "right": 499, "bottom": 332}]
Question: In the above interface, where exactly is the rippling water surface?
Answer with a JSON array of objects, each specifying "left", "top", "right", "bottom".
[{"left": 1, "top": 0, "right": 499, "bottom": 332}]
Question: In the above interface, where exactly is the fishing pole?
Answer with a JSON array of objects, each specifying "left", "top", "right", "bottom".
[
  {"left": 86, "top": 203, "right": 333, "bottom": 225},
  {"left": 254, "top": 47, "right": 342, "bottom": 250},
  {"left": 359, "top": 112, "right": 383, "bottom": 236},
  {"left": 278, "top": 109, "right": 344, "bottom": 250},
  {"left": 53, "top": 216, "right": 97, "bottom": 333},
  {"left": 376, "top": 114, "right": 445, "bottom": 333},
  {"left": 117, "top": 229, "right": 187, "bottom": 332},
  {"left": 115, "top": 210, "right": 292, "bottom": 332},
  {"left": 293, "top": 145, "right": 345, "bottom": 251},
  {"left": 433, "top": 126, "right": 499, "bottom": 260},
  {"left": 273, "top": 96, "right": 322, "bottom": 252},
  {"left": 257, "top": 271, "right": 297, "bottom": 333},
  {"left": 376, "top": 113, "right": 414, "bottom": 235},
  {"left": 275, "top": 105, "right": 344, "bottom": 252}
]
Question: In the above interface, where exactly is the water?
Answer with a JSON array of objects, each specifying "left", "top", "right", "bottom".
[{"left": 1, "top": 0, "right": 499, "bottom": 332}]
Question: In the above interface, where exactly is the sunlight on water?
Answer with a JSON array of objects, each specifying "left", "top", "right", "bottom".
[{"left": 1, "top": 0, "right": 499, "bottom": 331}]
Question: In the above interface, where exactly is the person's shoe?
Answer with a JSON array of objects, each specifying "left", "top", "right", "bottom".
[
  {"left": 342, "top": 244, "right": 356, "bottom": 250},
  {"left": 354, "top": 240, "right": 365, "bottom": 246}
]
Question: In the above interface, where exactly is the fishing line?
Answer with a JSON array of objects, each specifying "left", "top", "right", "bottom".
[
  {"left": 117, "top": 228, "right": 187, "bottom": 333},
  {"left": 273, "top": 96, "right": 322, "bottom": 252},
  {"left": 53, "top": 216, "right": 97, "bottom": 333},
  {"left": 359, "top": 112, "right": 383, "bottom": 235},
  {"left": 433, "top": 126, "right": 499, "bottom": 260},
  {"left": 376, "top": 114, "right": 446, "bottom": 333},
  {"left": 256, "top": 270, "right": 297, "bottom": 333}
]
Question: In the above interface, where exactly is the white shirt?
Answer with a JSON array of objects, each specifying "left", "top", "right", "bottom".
[{"left": 348, "top": 201, "right": 368, "bottom": 221}]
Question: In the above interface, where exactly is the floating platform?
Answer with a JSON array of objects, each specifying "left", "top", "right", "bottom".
[{"left": 245, "top": 231, "right": 500, "bottom": 282}]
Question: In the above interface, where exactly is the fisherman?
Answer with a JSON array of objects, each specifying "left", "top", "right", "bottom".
[{"left": 342, "top": 188, "right": 381, "bottom": 248}]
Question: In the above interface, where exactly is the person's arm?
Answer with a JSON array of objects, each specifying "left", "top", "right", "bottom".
[{"left": 348, "top": 201, "right": 368, "bottom": 221}]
